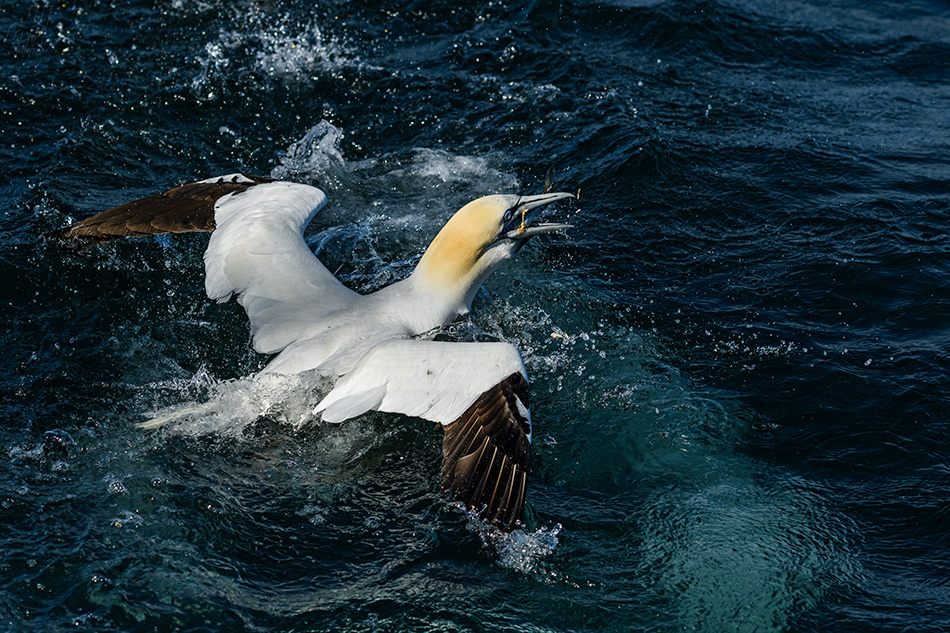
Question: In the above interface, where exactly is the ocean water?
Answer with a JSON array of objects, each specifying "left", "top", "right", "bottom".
[{"left": 2, "top": 0, "right": 949, "bottom": 631}]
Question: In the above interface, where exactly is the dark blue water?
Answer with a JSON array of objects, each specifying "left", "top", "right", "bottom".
[{"left": 3, "top": 0, "right": 949, "bottom": 630}]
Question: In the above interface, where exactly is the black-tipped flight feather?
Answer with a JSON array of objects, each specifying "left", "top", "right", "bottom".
[{"left": 441, "top": 372, "right": 531, "bottom": 530}]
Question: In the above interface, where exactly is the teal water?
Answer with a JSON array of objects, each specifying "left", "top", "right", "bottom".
[{"left": 3, "top": 1, "right": 949, "bottom": 631}]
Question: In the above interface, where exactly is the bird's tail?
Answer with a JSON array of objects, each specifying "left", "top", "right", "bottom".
[{"left": 137, "top": 371, "right": 321, "bottom": 435}]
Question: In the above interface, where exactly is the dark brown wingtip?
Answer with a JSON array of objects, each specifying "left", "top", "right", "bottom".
[
  {"left": 441, "top": 372, "right": 532, "bottom": 532},
  {"left": 43, "top": 227, "right": 115, "bottom": 252},
  {"left": 45, "top": 174, "right": 276, "bottom": 251}
]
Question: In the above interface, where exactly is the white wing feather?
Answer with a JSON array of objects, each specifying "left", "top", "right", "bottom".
[
  {"left": 314, "top": 339, "right": 528, "bottom": 425},
  {"left": 203, "top": 181, "right": 359, "bottom": 354}
]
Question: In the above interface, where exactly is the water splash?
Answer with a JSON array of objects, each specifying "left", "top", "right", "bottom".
[
  {"left": 141, "top": 371, "right": 325, "bottom": 437},
  {"left": 253, "top": 19, "right": 352, "bottom": 79},
  {"left": 494, "top": 524, "right": 563, "bottom": 575},
  {"left": 462, "top": 508, "right": 563, "bottom": 576},
  {"left": 188, "top": 9, "right": 360, "bottom": 100},
  {"left": 270, "top": 121, "right": 348, "bottom": 184}
]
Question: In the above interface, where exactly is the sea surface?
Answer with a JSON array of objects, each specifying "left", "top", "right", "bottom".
[{"left": 2, "top": 0, "right": 949, "bottom": 631}]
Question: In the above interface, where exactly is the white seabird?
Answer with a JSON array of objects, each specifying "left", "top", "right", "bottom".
[{"left": 47, "top": 173, "right": 574, "bottom": 531}]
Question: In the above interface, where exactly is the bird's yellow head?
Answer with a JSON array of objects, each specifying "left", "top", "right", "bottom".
[{"left": 412, "top": 192, "right": 574, "bottom": 303}]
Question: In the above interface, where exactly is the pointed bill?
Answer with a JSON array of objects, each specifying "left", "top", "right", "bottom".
[{"left": 505, "top": 191, "right": 574, "bottom": 240}]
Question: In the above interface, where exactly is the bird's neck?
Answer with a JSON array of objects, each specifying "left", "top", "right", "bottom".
[
  {"left": 399, "top": 211, "right": 512, "bottom": 332},
  {"left": 411, "top": 222, "right": 485, "bottom": 291},
  {"left": 406, "top": 218, "right": 488, "bottom": 313}
]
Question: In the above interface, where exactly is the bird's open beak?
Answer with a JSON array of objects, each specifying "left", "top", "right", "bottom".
[{"left": 505, "top": 192, "right": 575, "bottom": 240}]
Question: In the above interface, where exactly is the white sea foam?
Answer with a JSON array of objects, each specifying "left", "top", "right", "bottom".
[
  {"left": 191, "top": 40, "right": 232, "bottom": 100},
  {"left": 400, "top": 149, "right": 509, "bottom": 184},
  {"left": 271, "top": 121, "right": 519, "bottom": 202},
  {"left": 380, "top": 148, "right": 519, "bottom": 199}
]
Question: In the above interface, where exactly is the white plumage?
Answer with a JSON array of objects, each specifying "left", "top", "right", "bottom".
[
  {"left": 315, "top": 339, "right": 527, "bottom": 425},
  {"left": 48, "top": 173, "right": 574, "bottom": 530}
]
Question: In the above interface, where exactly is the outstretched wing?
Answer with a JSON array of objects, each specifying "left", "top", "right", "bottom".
[
  {"left": 45, "top": 174, "right": 275, "bottom": 250},
  {"left": 202, "top": 179, "right": 358, "bottom": 354},
  {"left": 314, "top": 339, "right": 532, "bottom": 530},
  {"left": 47, "top": 174, "right": 359, "bottom": 356}
]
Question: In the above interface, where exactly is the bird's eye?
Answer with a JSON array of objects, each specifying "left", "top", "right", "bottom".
[{"left": 503, "top": 208, "right": 516, "bottom": 226}]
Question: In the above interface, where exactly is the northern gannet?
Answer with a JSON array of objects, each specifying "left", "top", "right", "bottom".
[{"left": 47, "top": 174, "right": 574, "bottom": 531}]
